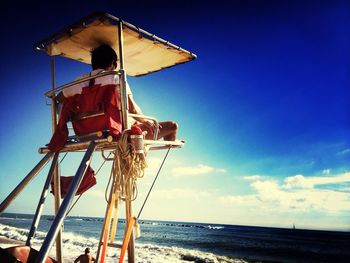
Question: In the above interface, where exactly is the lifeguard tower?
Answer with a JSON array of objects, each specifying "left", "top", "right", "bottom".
[{"left": 0, "top": 12, "right": 196, "bottom": 263}]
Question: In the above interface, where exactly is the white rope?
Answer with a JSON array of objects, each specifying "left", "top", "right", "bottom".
[{"left": 112, "top": 130, "right": 147, "bottom": 201}]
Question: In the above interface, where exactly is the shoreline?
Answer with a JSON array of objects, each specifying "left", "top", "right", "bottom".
[{"left": 0, "top": 235, "right": 24, "bottom": 247}]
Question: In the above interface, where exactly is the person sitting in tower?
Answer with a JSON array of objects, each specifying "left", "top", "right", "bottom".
[{"left": 56, "top": 44, "right": 178, "bottom": 141}]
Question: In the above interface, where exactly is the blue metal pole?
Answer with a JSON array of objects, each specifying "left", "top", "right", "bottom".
[
  {"left": 35, "top": 141, "right": 96, "bottom": 263},
  {"left": 26, "top": 152, "right": 60, "bottom": 246}
]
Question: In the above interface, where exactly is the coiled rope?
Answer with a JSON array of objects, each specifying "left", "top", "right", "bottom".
[
  {"left": 67, "top": 129, "right": 170, "bottom": 220},
  {"left": 112, "top": 130, "right": 148, "bottom": 201}
]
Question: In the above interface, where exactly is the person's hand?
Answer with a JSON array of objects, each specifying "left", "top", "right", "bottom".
[
  {"left": 144, "top": 121, "right": 162, "bottom": 136},
  {"left": 143, "top": 120, "right": 155, "bottom": 133}
]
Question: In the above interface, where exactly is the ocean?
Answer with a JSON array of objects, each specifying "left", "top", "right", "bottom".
[{"left": 0, "top": 213, "right": 349, "bottom": 263}]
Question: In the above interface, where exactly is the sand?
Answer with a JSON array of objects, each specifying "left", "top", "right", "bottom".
[{"left": 0, "top": 235, "right": 24, "bottom": 247}]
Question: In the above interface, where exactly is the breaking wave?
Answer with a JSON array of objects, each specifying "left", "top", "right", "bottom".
[
  {"left": 138, "top": 220, "right": 225, "bottom": 230},
  {"left": 0, "top": 223, "right": 243, "bottom": 262}
]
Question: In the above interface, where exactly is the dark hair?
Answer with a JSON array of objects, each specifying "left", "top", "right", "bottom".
[
  {"left": 85, "top": 248, "right": 90, "bottom": 254},
  {"left": 91, "top": 44, "right": 118, "bottom": 70}
]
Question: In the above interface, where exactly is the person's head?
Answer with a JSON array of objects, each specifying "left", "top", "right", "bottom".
[
  {"left": 85, "top": 248, "right": 90, "bottom": 254},
  {"left": 91, "top": 44, "right": 118, "bottom": 70}
]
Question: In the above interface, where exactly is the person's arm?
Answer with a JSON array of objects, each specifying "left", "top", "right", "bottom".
[
  {"left": 125, "top": 82, "right": 155, "bottom": 127},
  {"left": 128, "top": 93, "right": 156, "bottom": 132},
  {"left": 74, "top": 255, "right": 81, "bottom": 263},
  {"left": 128, "top": 93, "right": 142, "bottom": 115},
  {"left": 122, "top": 82, "right": 161, "bottom": 139},
  {"left": 125, "top": 81, "right": 142, "bottom": 116}
]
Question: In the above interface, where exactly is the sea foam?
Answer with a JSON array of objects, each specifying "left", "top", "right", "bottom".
[{"left": 0, "top": 223, "right": 244, "bottom": 262}]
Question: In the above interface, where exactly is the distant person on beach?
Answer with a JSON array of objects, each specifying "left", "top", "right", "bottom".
[
  {"left": 56, "top": 44, "right": 178, "bottom": 141},
  {"left": 74, "top": 247, "right": 96, "bottom": 263}
]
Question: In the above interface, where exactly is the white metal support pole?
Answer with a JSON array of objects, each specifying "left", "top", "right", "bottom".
[
  {"left": 117, "top": 20, "right": 135, "bottom": 263},
  {"left": 50, "top": 56, "right": 63, "bottom": 263},
  {"left": 118, "top": 20, "right": 129, "bottom": 130}
]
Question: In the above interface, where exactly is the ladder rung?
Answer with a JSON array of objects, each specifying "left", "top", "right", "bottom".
[{"left": 101, "top": 242, "right": 122, "bottom": 249}]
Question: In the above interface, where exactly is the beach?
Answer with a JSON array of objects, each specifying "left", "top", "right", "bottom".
[
  {"left": 0, "top": 235, "right": 23, "bottom": 246},
  {"left": 0, "top": 214, "right": 241, "bottom": 263},
  {"left": 1, "top": 213, "right": 349, "bottom": 263},
  {"left": 0, "top": 233, "right": 240, "bottom": 263}
]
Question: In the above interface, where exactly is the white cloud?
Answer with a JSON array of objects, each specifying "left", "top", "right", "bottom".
[
  {"left": 243, "top": 175, "right": 262, "bottom": 181},
  {"left": 219, "top": 195, "right": 257, "bottom": 205},
  {"left": 219, "top": 172, "right": 350, "bottom": 214},
  {"left": 144, "top": 157, "right": 165, "bottom": 171},
  {"left": 283, "top": 174, "right": 314, "bottom": 189},
  {"left": 322, "top": 169, "right": 330, "bottom": 175},
  {"left": 171, "top": 164, "right": 226, "bottom": 176},
  {"left": 153, "top": 188, "right": 212, "bottom": 200},
  {"left": 282, "top": 172, "right": 350, "bottom": 189},
  {"left": 220, "top": 187, "right": 349, "bottom": 213},
  {"left": 86, "top": 189, "right": 105, "bottom": 198},
  {"left": 338, "top": 148, "right": 350, "bottom": 155}
]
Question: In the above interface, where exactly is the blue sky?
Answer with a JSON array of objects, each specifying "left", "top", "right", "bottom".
[{"left": 0, "top": 0, "right": 349, "bottom": 231}]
